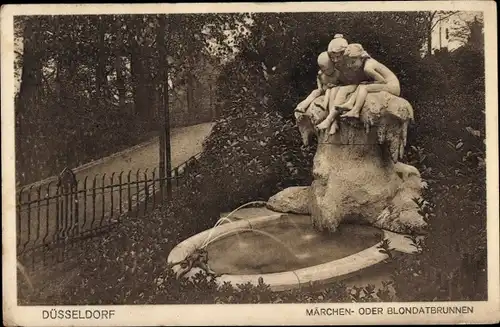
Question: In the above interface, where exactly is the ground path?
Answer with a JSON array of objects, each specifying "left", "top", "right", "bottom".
[
  {"left": 17, "top": 122, "right": 215, "bottom": 252},
  {"left": 77, "top": 122, "right": 214, "bottom": 180},
  {"left": 20, "top": 122, "right": 215, "bottom": 187}
]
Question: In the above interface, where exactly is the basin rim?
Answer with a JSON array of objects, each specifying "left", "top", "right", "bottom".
[{"left": 167, "top": 213, "right": 414, "bottom": 292}]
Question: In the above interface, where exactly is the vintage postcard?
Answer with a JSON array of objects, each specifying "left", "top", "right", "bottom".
[{"left": 2, "top": 1, "right": 499, "bottom": 326}]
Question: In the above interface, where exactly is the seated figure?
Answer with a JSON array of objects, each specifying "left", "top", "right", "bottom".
[
  {"left": 338, "top": 43, "right": 401, "bottom": 119},
  {"left": 294, "top": 52, "right": 340, "bottom": 117}
]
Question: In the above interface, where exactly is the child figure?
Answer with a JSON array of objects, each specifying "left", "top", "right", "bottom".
[
  {"left": 316, "top": 51, "right": 340, "bottom": 112},
  {"left": 338, "top": 43, "right": 401, "bottom": 119},
  {"left": 316, "top": 33, "right": 360, "bottom": 135},
  {"left": 295, "top": 52, "right": 339, "bottom": 116}
]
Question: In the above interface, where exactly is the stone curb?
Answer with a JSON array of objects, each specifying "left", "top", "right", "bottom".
[
  {"left": 19, "top": 121, "right": 215, "bottom": 189},
  {"left": 167, "top": 208, "right": 418, "bottom": 292},
  {"left": 19, "top": 136, "right": 159, "bottom": 190}
]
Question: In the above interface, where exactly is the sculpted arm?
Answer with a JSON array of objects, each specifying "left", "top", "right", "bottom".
[
  {"left": 364, "top": 63, "right": 387, "bottom": 84},
  {"left": 296, "top": 74, "right": 324, "bottom": 113},
  {"left": 364, "top": 60, "right": 399, "bottom": 84},
  {"left": 316, "top": 74, "right": 323, "bottom": 90},
  {"left": 362, "top": 60, "right": 401, "bottom": 95}
]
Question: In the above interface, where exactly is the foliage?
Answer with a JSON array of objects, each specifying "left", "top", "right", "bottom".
[
  {"left": 449, "top": 14, "right": 484, "bottom": 49},
  {"left": 198, "top": 110, "right": 315, "bottom": 209},
  {"left": 217, "top": 12, "right": 428, "bottom": 117},
  {"left": 15, "top": 14, "right": 243, "bottom": 185},
  {"left": 393, "top": 73, "right": 486, "bottom": 301},
  {"left": 188, "top": 11, "right": 486, "bottom": 303}
]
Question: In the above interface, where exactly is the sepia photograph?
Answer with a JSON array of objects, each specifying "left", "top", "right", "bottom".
[{"left": 2, "top": 1, "right": 498, "bottom": 326}]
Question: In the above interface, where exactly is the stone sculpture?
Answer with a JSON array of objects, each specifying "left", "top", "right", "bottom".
[{"left": 268, "top": 90, "right": 427, "bottom": 235}]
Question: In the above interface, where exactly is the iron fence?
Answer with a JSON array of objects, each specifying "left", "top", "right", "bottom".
[{"left": 16, "top": 153, "right": 202, "bottom": 268}]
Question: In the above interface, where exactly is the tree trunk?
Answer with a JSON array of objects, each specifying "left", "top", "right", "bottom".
[
  {"left": 114, "top": 19, "right": 128, "bottom": 113},
  {"left": 186, "top": 36, "right": 195, "bottom": 118},
  {"left": 17, "top": 17, "right": 43, "bottom": 185},
  {"left": 426, "top": 12, "right": 436, "bottom": 56},
  {"left": 130, "top": 50, "right": 148, "bottom": 116},
  {"left": 158, "top": 15, "right": 172, "bottom": 199},
  {"left": 129, "top": 22, "right": 149, "bottom": 117},
  {"left": 95, "top": 16, "right": 106, "bottom": 105},
  {"left": 186, "top": 68, "right": 195, "bottom": 115},
  {"left": 55, "top": 58, "right": 62, "bottom": 100},
  {"left": 18, "top": 18, "right": 43, "bottom": 114},
  {"left": 65, "top": 55, "right": 78, "bottom": 101},
  {"left": 427, "top": 23, "right": 433, "bottom": 56},
  {"left": 115, "top": 55, "right": 126, "bottom": 110},
  {"left": 141, "top": 54, "right": 155, "bottom": 120}
]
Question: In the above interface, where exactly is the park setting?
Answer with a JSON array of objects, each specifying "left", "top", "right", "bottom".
[{"left": 14, "top": 11, "right": 486, "bottom": 305}]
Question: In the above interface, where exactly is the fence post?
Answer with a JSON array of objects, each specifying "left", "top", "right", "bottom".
[
  {"left": 152, "top": 168, "right": 157, "bottom": 209},
  {"left": 158, "top": 15, "right": 172, "bottom": 201},
  {"left": 17, "top": 187, "right": 23, "bottom": 253},
  {"left": 57, "top": 167, "right": 77, "bottom": 241},
  {"left": 110, "top": 172, "right": 115, "bottom": 223},
  {"left": 73, "top": 179, "right": 80, "bottom": 236}
]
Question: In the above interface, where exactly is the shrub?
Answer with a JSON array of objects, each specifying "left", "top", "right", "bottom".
[{"left": 392, "top": 71, "right": 486, "bottom": 301}]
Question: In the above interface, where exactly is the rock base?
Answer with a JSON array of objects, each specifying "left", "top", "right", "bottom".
[
  {"left": 266, "top": 163, "right": 427, "bottom": 235},
  {"left": 267, "top": 186, "right": 311, "bottom": 214},
  {"left": 285, "top": 90, "right": 425, "bottom": 234}
]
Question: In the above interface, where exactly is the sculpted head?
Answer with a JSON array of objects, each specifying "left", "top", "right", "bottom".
[
  {"left": 327, "top": 34, "right": 348, "bottom": 64},
  {"left": 343, "top": 43, "right": 370, "bottom": 69},
  {"left": 317, "top": 52, "right": 335, "bottom": 75}
]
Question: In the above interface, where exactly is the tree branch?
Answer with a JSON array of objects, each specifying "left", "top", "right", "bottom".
[
  {"left": 431, "top": 11, "right": 460, "bottom": 30},
  {"left": 170, "top": 89, "right": 184, "bottom": 102}
]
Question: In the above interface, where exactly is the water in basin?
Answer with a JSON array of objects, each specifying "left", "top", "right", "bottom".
[{"left": 206, "top": 215, "right": 383, "bottom": 275}]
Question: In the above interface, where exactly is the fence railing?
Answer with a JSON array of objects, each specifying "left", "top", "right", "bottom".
[{"left": 16, "top": 153, "right": 202, "bottom": 268}]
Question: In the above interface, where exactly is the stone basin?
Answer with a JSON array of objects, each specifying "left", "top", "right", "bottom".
[{"left": 167, "top": 207, "right": 418, "bottom": 292}]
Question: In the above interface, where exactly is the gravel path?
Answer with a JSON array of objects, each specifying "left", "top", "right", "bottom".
[
  {"left": 72, "top": 122, "right": 215, "bottom": 181},
  {"left": 17, "top": 122, "right": 215, "bottom": 252}
]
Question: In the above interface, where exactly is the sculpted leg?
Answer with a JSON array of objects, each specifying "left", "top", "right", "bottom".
[
  {"left": 316, "top": 86, "right": 343, "bottom": 132},
  {"left": 341, "top": 85, "right": 367, "bottom": 118},
  {"left": 337, "top": 85, "right": 360, "bottom": 111},
  {"left": 329, "top": 120, "right": 339, "bottom": 135},
  {"left": 328, "top": 86, "right": 339, "bottom": 109},
  {"left": 317, "top": 88, "right": 331, "bottom": 111}
]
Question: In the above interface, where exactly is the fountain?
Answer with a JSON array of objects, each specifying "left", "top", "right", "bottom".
[
  {"left": 168, "top": 209, "right": 419, "bottom": 290},
  {"left": 168, "top": 65, "right": 428, "bottom": 291}
]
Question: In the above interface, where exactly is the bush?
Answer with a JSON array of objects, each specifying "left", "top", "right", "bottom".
[{"left": 391, "top": 71, "right": 486, "bottom": 301}]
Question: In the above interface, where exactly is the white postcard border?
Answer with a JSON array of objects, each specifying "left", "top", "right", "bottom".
[{"left": 2, "top": 1, "right": 499, "bottom": 326}]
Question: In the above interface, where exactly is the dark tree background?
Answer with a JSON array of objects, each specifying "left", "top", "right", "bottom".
[{"left": 15, "top": 14, "right": 244, "bottom": 185}]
